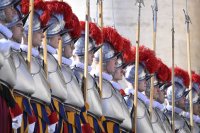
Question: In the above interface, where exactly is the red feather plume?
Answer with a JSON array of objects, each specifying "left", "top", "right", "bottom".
[
  {"left": 173, "top": 67, "right": 189, "bottom": 88},
  {"left": 80, "top": 21, "right": 103, "bottom": 45},
  {"left": 102, "top": 27, "right": 123, "bottom": 52},
  {"left": 65, "top": 13, "right": 81, "bottom": 39},
  {"left": 145, "top": 56, "right": 160, "bottom": 74},
  {"left": 157, "top": 61, "right": 171, "bottom": 82},
  {"left": 127, "top": 45, "right": 159, "bottom": 74},
  {"left": 192, "top": 73, "right": 200, "bottom": 85},
  {"left": 44, "top": 1, "right": 73, "bottom": 24},
  {"left": 21, "top": 0, "right": 50, "bottom": 26},
  {"left": 122, "top": 38, "right": 133, "bottom": 64}
]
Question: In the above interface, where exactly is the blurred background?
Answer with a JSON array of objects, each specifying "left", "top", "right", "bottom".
[{"left": 65, "top": 0, "right": 200, "bottom": 73}]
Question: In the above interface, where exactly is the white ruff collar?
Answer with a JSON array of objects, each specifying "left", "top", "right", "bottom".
[
  {"left": 73, "top": 61, "right": 92, "bottom": 72},
  {"left": 53, "top": 54, "right": 72, "bottom": 66},
  {"left": 153, "top": 101, "right": 165, "bottom": 111},
  {"left": 0, "top": 24, "right": 13, "bottom": 39},
  {"left": 20, "top": 44, "right": 39, "bottom": 57},
  {"left": 10, "top": 41, "right": 20, "bottom": 50},
  {"left": 110, "top": 81, "right": 122, "bottom": 91},
  {"left": 101, "top": 72, "right": 113, "bottom": 81},
  {"left": 166, "top": 105, "right": 183, "bottom": 114},
  {"left": 180, "top": 112, "right": 200, "bottom": 123},
  {"left": 124, "top": 87, "right": 149, "bottom": 103},
  {"left": 46, "top": 45, "right": 57, "bottom": 54}
]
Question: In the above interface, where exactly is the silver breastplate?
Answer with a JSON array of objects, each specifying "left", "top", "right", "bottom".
[
  {"left": 193, "top": 122, "right": 200, "bottom": 133},
  {"left": 101, "top": 79, "right": 124, "bottom": 123},
  {"left": 165, "top": 110, "right": 191, "bottom": 133},
  {"left": 151, "top": 108, "right": 166, "bottom": 133},
  {"left": 12, "top": 50, "right": 35, "bottom": 95},
  {"left": 0, "top": 44, "right": 16, "bottom": 87},
  {"left": 21, "top": 52, "right": 51, "bottom": 104},
  {"left": 73, "top": 67, "right": 103, "bottom": 118},
  {"left": 185, "top": 117, "right": 200, "bottom": 133},
  {"left": 111, "top": 86, "right": 132, "bottom": 131},
  {"left": 120, "top": 98, "right": 132, "bottom": 131},
  {"left": 61, "top": 65, "right": 84, "bottom": 110},
  {"left": 125, "top": 95, "right": 154, "bottom": 133},
  {"left": 155, "top": 108, "right": 172, "bottom": 133},
  {"left": 42, "top": 53, "right": 68, "bottom": 101}
]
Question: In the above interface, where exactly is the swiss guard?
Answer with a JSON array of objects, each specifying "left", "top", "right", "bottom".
[
  {"left": 152, "top": 61, "right": 172, "bottom": 133},
  {"left": 145, "top": 60, "right": 172, "bottom": 133},
  {"left": 73, "top": 21, "right": 105, "bottom": 133},
  {"left": 165, "top": 67, "right": 191, "bottom": 132},
  {"left": 110, "top": 37, "right": 133, "bottom": 132},
  {"left": 92, "top": 27, "right": 125, "bottom": 133},
  {"left": 5, "top": 1, "right": 38, "bottom": 132},
  {"left": 0, "top": 0, "right": 31, "bottom": 132},
  {"left": 56, "top": 13, "right": 85, "bottom": 133},
  {"left": 21, "top": 0, "right": 58, "bottom": 132},
  {"left": 124, "top": 45, "right": 160, "bottom": 133},
  {"left": 180, "top": 72, "right": 200, "bottom": 133},
  {"left": 38, "top": 1, "right": 73, "bottom": 132}
]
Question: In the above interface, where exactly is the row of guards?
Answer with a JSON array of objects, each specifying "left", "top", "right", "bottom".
[{"left": 0, "top": 0, "right": 199, "bottom": 133}]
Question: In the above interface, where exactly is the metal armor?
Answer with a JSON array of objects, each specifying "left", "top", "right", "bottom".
[
  {"left": 155, "top": 108, "right": 172, "bottom": 133},
  {"left": 151, "top": 108, "right": 166, "bottom": 133},
  {"left": 184, "top": 118, "right": 200, "bottom": 133},
  {"left": 125, "top": 95, "right": 154, "bottom": 133},
  {"left": 12, "top": 49, "right": 35, "bottom": 95},
  {"left": 73, "top": 67, "right": 103, "bottom": 118},
  {"left": 21, "top": 52, "right": 51, "bottom": 104},
  {"left": 165, "top": 110, "right": 191, "bottom": 133},
  {"left": 61, "top": 64, "right": 84, "bottom": 111},
  {"left": 40, "top": 52, "right": 68, "bottom": 101},
  {"left": 114, "top": 89, "right": 132, "bottom": 131},
  {"left": 101, "top": 79, "right": 124, "bottom": 123},
  {"left": 0, "top": 39, "right": 16, "bottom": 87}
]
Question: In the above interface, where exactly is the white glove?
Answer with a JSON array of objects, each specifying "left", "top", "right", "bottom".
[
  {"left": 12, "top": 114, "right": 23, "bottom": 129},
  {"left": 28, "top": 122, "right": 35, "bottom": 133}
]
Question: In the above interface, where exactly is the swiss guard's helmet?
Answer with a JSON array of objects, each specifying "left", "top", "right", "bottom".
[
  {"left": 125, "top": 46, "right": 160, "bottom": 84},
  {"left": 62, "top": 13, "right": 81, "bottom": 47},
  {"left": 43, "top": 1, "right": 73, "bottom": 37},
  {"left": 0, "top": 0, "right": 20, "bottom": 10},
  {"left": 74, "top": 21, "right": 103, "bottom": 56},
  {"left": 94, "top": 27, "right": 123, "bottom": 63},
  {"left": 167, "top": 67, "right": 190, "bottom": 102}
]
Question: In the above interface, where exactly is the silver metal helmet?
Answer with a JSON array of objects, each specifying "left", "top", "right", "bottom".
[
  {"left": 185, "top": 83, "right": 199, "bottom": 104},
  {"left": 6, "top": 6, "right": 29, "bottom": 28},
  {"left": 166, "top": 80, "right": 190, "bottom": 102},
  {"left": 73, "top": 35, "right": 100, "bottom": 56},
  {"left": 0, "top": 0, "right": 20, "bottom": 10},
  {"left": 125, "top": 64, "right": 151, "bottom": 84},
  {"left": 62, "top": 32, "right": 73, "bottom": 47},
  {"left": 24, "top": 10, "right": 48, "bottom": 33},
  {"left": 94, "top": 42, "right": 119, "bottom": 63},
  {"left": 46, "top": 14, "right": 68, "bottom": 37}
]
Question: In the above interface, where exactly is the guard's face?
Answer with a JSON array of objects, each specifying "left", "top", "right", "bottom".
[
  {"left": 88, "top": 50, "right": 94, "bottom": 66},
  {"left": 113, "top": 67, "right": 124, "bottom": 81},
  {"left": 4, "top": 5, "right": 16, "bottom": 22},
  {"left": 153, "top": 85, "right": 160, "bottom": 99},
  {"left": 138, "top": 79, "right": 147, "bottom": 92},
  {"left": 32, "top": 30, "right": 44, "bottom": 47},
  {"left": 157, "top": 89, "right": 166, "bottom": 104},
  {"left": 193, "top": 103, "right": 199, "bottom": 115},
  {"left": 11, "top": 21, "right": 23, "bottom": 43},
  {"left": 106, "top": 56, "right": 117, "bottom": 74},
  {"left": 49, "top": 34, "right": 61, "bottom": 48},
  {"left": 176, "top": 96, "right": 186, "bottom": 110},
  {"left": 63, "top": 42, "right": 75, "bottom": 58}
]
